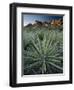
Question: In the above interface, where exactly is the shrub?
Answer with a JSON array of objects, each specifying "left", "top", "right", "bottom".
[{"left": 23, "top": 30, "right": 63, "bottom": 75}]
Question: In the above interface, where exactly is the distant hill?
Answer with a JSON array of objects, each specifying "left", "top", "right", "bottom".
[{"left": 24, "top": 19, "right": 63, "bottom": 28}]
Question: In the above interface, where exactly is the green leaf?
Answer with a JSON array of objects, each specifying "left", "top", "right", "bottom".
[
  {"left": 47, "top": 61, "right": 63, "bottom": 71},
  {"left": 24, "top": 61, "right": 42, "bottom": 70}
]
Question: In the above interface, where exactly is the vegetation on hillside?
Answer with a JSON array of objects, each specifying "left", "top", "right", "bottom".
[{"left": 22, "top": 20, "right": 63, "bottom": 75}]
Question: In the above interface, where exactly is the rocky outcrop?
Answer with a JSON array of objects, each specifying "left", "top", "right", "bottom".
[
  {"left": 51, "top": 19, "right": 63, "bottom": 27},
  {"left": 25, "top": 23, "right": 32, "bottom": 27},
  {"left": 25, "top": 19, "right": 63, "bottom": 28}
]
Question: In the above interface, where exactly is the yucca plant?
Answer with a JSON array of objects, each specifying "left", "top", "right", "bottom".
[{"left": 23, "top": 30, "right": 63, "bottom": 75}]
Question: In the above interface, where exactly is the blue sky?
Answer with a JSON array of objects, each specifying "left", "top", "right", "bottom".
[{"left": 22, "top": 14, "right": 63, "bottom": 26}]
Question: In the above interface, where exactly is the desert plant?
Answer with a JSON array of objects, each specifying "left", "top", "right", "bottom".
[{"left": 23, "top": 30, "right": 63, "bottom": 75}]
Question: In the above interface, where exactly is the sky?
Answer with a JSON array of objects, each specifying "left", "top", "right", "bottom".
[{"left": 22, "top": 14, "right": 63, "bottom": 26}]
